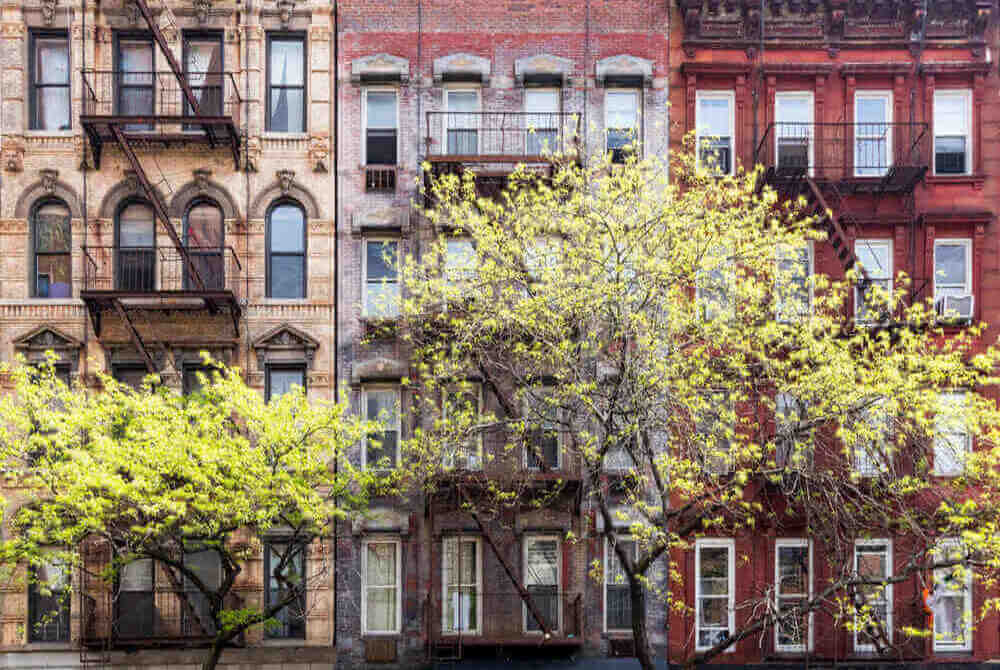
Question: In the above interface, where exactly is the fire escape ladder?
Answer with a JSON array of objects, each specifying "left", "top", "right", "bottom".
[
  {"left": 803, "top": 177, "right": 871, "bottom": 284},
  {"left": 132, "top": 0, "right": 216, "bottom": 147},
  {"left": 112, "top": 299, "right": 158, "bottom": 374}
]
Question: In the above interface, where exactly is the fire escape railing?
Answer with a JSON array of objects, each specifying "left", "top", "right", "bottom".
[
  {"left": 81, "top": 70, "right": 242, "bottom": 122},
  {"left": 81, "top": 245, "right": 244, "bottom": 300},
  {"left": 425, "top": 111, "right": 581, "bottom": 159}
]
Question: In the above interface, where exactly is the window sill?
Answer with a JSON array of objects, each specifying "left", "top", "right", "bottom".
[
  {"left": 362, "top": 633, "right": 401, "bottom": 639},
  {"left": 262, "top": 132, "right": 309, "bottom": 141},
  {"left": 603, "top": 631, "right": 634, "bottom": 638},
  {"left": 927, "top": 174, "right": 985, "bottom": 188},
  {"left": 259, "top": 297, "right": 310, "bottom": 304},
  {"left": 259, "top": 638, "right": 309, "bottom": 647},
  {"left": 0, "top": 298, "right": 82, "bottom": 306},
  {"left": 25, "top": 130, "right": 76, "bottom": 138}
]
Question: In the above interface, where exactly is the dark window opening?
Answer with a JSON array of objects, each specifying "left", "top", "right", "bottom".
[{"left": 264, "top": 541, "right": 307, "bottom": 639}]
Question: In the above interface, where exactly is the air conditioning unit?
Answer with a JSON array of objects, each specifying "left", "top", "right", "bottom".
[{"left": 935, "top": 294, "right": 974, "bottom": 322}]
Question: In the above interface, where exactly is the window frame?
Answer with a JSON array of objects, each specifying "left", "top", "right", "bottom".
[
  {"left": 361, "top": 538, "right": 402, "bottom": 635},
  {"left": 441, "top": 383, "right": 483, "bottom": 471},
  {"left": 115, "top": 197, "right": 157, "bottom": 293},
  {"left": 695, "top": 389, "right": 733, "bottom": 475},
  {"left": 362, "top": 385, "right": 402, "bottom": 470},
  {"left": 933, "top": 238, "right": 973, "bottom": 305},
  {"left": 774, "top": 241, "right": 814, "bottom": 322},
  {"left": 522, "top": 534, "right": 562, "bottom": 634},
  {"left": 362, "top": 237, "right": 400, "bottom": 319},
  {"left": 262, "top": 539, "right": 308, "bottom": 640},
  {"left": 362, "top": 86, "right": 400, "bottom": 166},
  {"left": 183, "top": 197, "right": 226, "bottom": 291},
  {"left": 774, "top": 538, "right": 813, "bottom": 653},
  {"left": 853, "top": 539, "right": 893, "bottom": 652},
  {"left": 932, "top": 538, "right": 973, "bottom": 652},
  {"left": 853, "top": 239, "right": 893, "bottom": 323},
  {"left": 605, "top": 87, "right": 642, "bottom": 163},
  {"left": 266, "top": 199, "right": 307, "bottom": 299},
  {"left": 853, "top": 396, "right": 890, "bottom": 478},
  {"left": 31, "top": 198, "right": 72, "bottom": 299},
  {"left": 113, "top": 32, "right": 156, "bottom": 131},
  {"left": 27, "top": 558, "right": 71, "bottom": 643},
  {"left": 694, "top": 537, "right": 736, "bottom": 652},
  {"left": 933, "top": 390, "right": 971, "bottom": 477},
  {"left": 181, "top": 30, "right": 224, "bottom": 122},
  {"left": 933, "top": 89, "right": 973, "bottom": 176},
  {"left": 604, "top": 535, "right": 637, "bottom": 633},
  {"left": 441, "top": 536, "right": 482, "bottom": 635},
  {"left": 265, "top": 363, "right": 307, "bottom": 403},
  {"left": 522, "top": 390, "right": 561, "bottom": 470},
  {"left": 28, "top": 30, "right": 71, "bottom": 132},
  {"left": 265, "top": 32, "right": 307, "bottom": 134},
  {"left": 443, "top": 87, "right": 482, "bottom": 156},
  {"left": 853, "top": 90, "right": 893, "bottom": 178},
  {"left": 774, "top": 91, "right": 814, "bottom": 176},
  {"left": 695, "top": 90, "right": 735, "bottom": 176},
  {"left": 524, "top": 87, "right": 561, "bottom": 156}
]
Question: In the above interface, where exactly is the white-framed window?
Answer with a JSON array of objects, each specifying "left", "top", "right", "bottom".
[
  {"left": 696, "top": 390, "right": 733, "bottom": 475},
  {"left": 934, "top": 89, "right": 972, "bottom": 176},
  {"left": 362, "top": 87, "right": 399, "bottom": 165},
  {"left": 524, "top": 390, "right": 560, "bottom": 470},
  {"left": 697, "top": 245, "right": 731, "bottom": 321},
  {"left": 442, "top": 536, "right": 481, "bottom": 635},
  {"left": 853, "top": 539, "right": 892, "bottom": 652},
  {"left": 775, "top": 539, "right": 812, "bottom": 652},
  {"left": 854, "top": 91, "right": 892, "bottom": 177},
  {"left": 363, "top": 237, "right": 400, "bottom": 318},
  {"left": 444, "top": 88, "right": 481, "bottom": 155},
  {"left": 932, "top": 538, "right": 973, "bottom": 652},
  {"left": 934, "top": 390, "right": 971, "bottom": 477},
  {"left": 363, "top": 386, "right": 401, "bottom": 470},
  {"left": 523, "top": 535, "right": 561, "bottom": 633},
  {"left": 775, "top": 392, "right": 812, "bottom": 469},
  {"left": 695, "top": 538, "right": 735, "bottom": 651},
  {"left": 444, "top": 237, "right": 477, "bottom": 289},
  {"left": 696, "top": 90, "right": 735, "bottom": 175},
  {"left": 362, "top": 538, "right": 402, "bottom": 635},
  {"left": 525, "top": 88, "right": 560, "bottom": 155},
  {"left": 775, "top": 242, "right": 814, "bottom": 322},
  {"left": 933, "top": 239, "right": 973, "bottom": 320},
  {"left": 442, "top": 383, "right": 483, "bottom": 470},
  {"left": 605, "top": 536, "right": 636, "bottom": 633},
  {"left": 774, "top": 92, "right": 814, "bottom": 174},
  {"left": 853, "top": 397, "right": 890, "bottom": 477},
  {"left": 854, "top": 239, "right": 892, "bottom": 323},
  {"left": 606, "top": 88, "right": 640, "bottom": 163}
]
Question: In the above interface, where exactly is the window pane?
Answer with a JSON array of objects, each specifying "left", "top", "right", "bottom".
[
  {"left": 269, "top": 255, "right": 305, "bottom": 298},
  {"left": 37, "top": 87, "right": 71, "bottom": 131},
  {"left": 268, "top": 367, "right": 305, "bottom": 400},
  {"left": 270, "top": 39, "right": 304, "bottom": 86},
  {"left": 699, "top": 547, "right": 729, "bottom": 593},
  {"left": 367, "top": 91, "right": 397, "bottom": 128},
  {"left": 119, "top": 41, "right": 153, "bottom": 84},
  {"left": 526, "top": 89, "right": 559, "bottom": 114},
  {"left": 187, "top": 203, "right": 224, "bottom": 247},
  {"left": 935, "top": 94, "right": 968, "bottom": 135},
  {"left": 266, "top": 542, "right": 306, "bottom": 639},
  {"left": 270, "top": 88, "right": 304, "bottom": 133},
  {"left": 35, "top": 204, "right": 71, "bottom": 252},
  {"left": 119, "top": 204, "right": 155, "bottom": 247},
  {"left": 607, "top": 91, "right": 638, "bottom": 128},
  {"left": 447, "top": 91, "right": 479, "bottom": 114},
  {"left": 35, "top": 255, "right": 71, "bottom": 298},
  {"left": 270, "top": 204, "right": 305, "bottom": 252},
  {"left": 935, "top": 244, "right": 968, "bottom": 287},
  {"left": 778, "top": 545, "right": 808, "bottom": 596},
  {"left": 445, "top": 239, "right": 476, "bottom": 282},
  {"left": 855, "top": 242, "right": 890, "bottom": 280},
  {"left": 367, "top": 543, "right": 397, "bottom": 586},
  {"left": 525, "top": 539, "right": 558, "bottom": 586},
  {"left": 856, "top": 96, "right": 888, "bottom": 125},
  {"left": 698, "top": 98, "right": 730, "bottom": 136},
  {"left": 36, "top": 38, "right": 69, "bottom": 84},
  {"left": 776, "top": 96, "right": 810, "bottom": 124}
]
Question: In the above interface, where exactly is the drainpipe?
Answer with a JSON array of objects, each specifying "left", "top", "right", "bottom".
[{"left": 331, "top": 0, "right": 339, "bottom": 649}]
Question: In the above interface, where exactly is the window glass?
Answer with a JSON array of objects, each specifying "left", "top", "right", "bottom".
[
  {"left": 366, "top": 90, "right": 398, "bottom": 165},
  {"left": 186, "top": 202, "right": 224, "bottom": 290},
  {"left": 775, "top": 393, "right": 811, "bottom": 468},
  {"left": 268, "top": 203, "right": 306, "bottom": 298},
  {"left": 265, "top": 542, "right": 307, "bottom": 639},
  {"left": 443, "top": 538, "right": 479, "bottom": 633},
  {"left": 442, "top": 385, "right": 482, "bottom": 470},
  {"left": 934, "top": 91, "right": 971, "bottom": 175},
  {"left": 775, "top": 243, "right": 812, "bottom": 321},
  {"left": 118, "top": 39, "right": 154, "bottom": 130},
  {"left": 268, "top": 37, "right": 305, "bottom": 132},
  {"left": 606, "top": 539, "right": 635, "bottom": 631},
  {"left": 365, "top": 388, "right": 400, "bottom": 469},
  {"left": 364, "top": 240, "right": 400, "bottom": 317},
  {"left": 935, "top": 391, "right": 970, "bottom": 476},
  {"left": 776, "top": 542, "right": 810, "bottom": 651},
  {"left": 32, "top": 35, "right": 70, "bottom": 130},
  {"left": 524, "top": 537, "right": 559, "bottom": 632},
  {"left": 525, "top": 89, "right": 560, "bottom": 155},
  {"left": 853, "top": 398, "right": 890, "bottom": 477},
  {"left": 446, "top": 90, "right": 479, "bottom": 154},
  {"left": 855, "top": 93, "right": 891, "bottom": 176},
  {"left": 854, "top": 542, "right": 891, "bottom": 650},
  {"left": 364, "top": 541, "right": 399, "bottom": 633},
  {"left": 445, "top": 238, "right": 476, "bottom": 286},
  {"left": 696, "top": 541, "right": 732, "bottom": 649},
  {"left": 29, "top": 560, "right": 70, "bottom": 642},
  {"left": 934, "top": 242, "right": 972, "bottom": 321},
  {"left": 267, "top": 366, "right": 305, "bottom": 402},
  {"left": 525, "top": 391, "right": 559, "bottom": 469},
  {"left": 775, "top": 94, "right": 812, "bottom": 172},
  {"left": 117, "top": 202, "right": 156, "bottom": 293},
  {"left": 184, "top": 36, "right": 223, "bottom": 117},
  {"left": 696, "top": 93, "right": 732, "bottom": 174},
  {"left": 117, "top": 559, "right": 155, "bottom": 639},
  {"left": 606, "top": 90, "right": 639, "bottom": 162},
  {"left": 33, "top": 202, "right": 71, "bottom": 298},
  {"left": 854, "top": 240, "right": 892, "bottom": 322},
  {"left": 696, "top": 391, "right": 732, "bottom": 475},
  {"left": 933, "top": 540, "right": 972, "bottom": 651},
  {"left": 698, "top": 246, "right": 730, "bottom": 320}
]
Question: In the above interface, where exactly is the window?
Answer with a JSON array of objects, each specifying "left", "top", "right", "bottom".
[
  {"left": 775, "top": 242, "right": 813, "bottom": 321},
  {"left": 695, "top": 538, "right": 734, "bottom": 651},
  {"left": 853, "top": 398, "right": 890, "bottom": 477},
  {"left": 854, "top": 540, "right": 892, "bottom": 651},
  {"left": 183, "top": 364, "right": 216, "bottom": 395},
  {"left": 525, "top": 88, "right": 560, "bottom": 155},
  {"left": 364, "top": 89, "right": 398, "bottom": 165},
  {"left": 183, "top": 33, "right": 223, "bottom": 120},
  {"left": 363, "top": 387, "right": 401, "bottom": 469},
  {"left": 445, "top": 89, "right": 480, "bottom": 155},
  {"left": 932, "top": 539, "right": 972, "bottom": 652},
  {"left": 182, "top": 549, "right": 221, "bottom": 635},
  {"left": 32, "top": 201, "right": 71, "bottom": 298},
  {"left": 267, "top": 202, "right": 306, "bottom": 298},
  {"left": 363, "top": 239, "right": 400, "bottom": 318},
  {"left": 934, "top": 239, "right": 973, "bottom": 320},
  {"left": 116, "top": 36, "right": 154, "bottom": 131},
  {"left": 442, "top": 537, "right": 481, "bottom": 634},
  {"left": 774, "top": 92, "right": 813, "bottom": 173},
  {"left": 934, "top": 391, "right": 970, "bottom": 476},
  {"left": 604, "top": 432, "right": 636, "bottom": 473},
  {"left": 117, "top": 559, "right": 155, "bottom": 639},
  {"left": 112, "top": 363, "right": 150, "bottom": 391},
  {"left": 266, "top": 365, "right": 306, "bottom": 402},
  {"left": 185, "top": 200, "right": 225, "bottom": 290},
  {"left": 523, "top": 536, "right": 560, "bottom": 633},
  {"left": 697, "top": 246, "right": 731, "bottom": 320},
  {"left": 444, "top": 238, "right": 476, "bottom": 289},
  {"left": 606, "top": 89, "right": 640, "bottom": 163},
  {"left": 28, "top": 559, "right": 70, "bottom": 642},
  {"left": 934, "top": 90, "right": 972, "bottom": 175},
  {"left": 524, "top": 390, "right": 559, "bottom": 470},
  {"left": 30, "top": 32, "right": 70, "bottom": 131},
  {"left": 775, "top": 539, "right": 811, "bottom": 652},
  {"left": 267, "top": 35, "right": 305, "bottom": 133},
  {"left": 264, "top": 541, "right": 307, "bottom": 639},
  {"left": 775, "top": 393, "right": 811, "bottom": 469},
  {"left": 362, "top": 539, "right": 401, "bottom": 634},
  {"left": 117, "top": 201, "right": 156, "bottom": 292},
  {"left": 696, "top": 91, "right": 734, "bottom": 175},
  {"left": 696, "top": 391, "right": 732, "bottom": 475},
  {"left": 854, "top": 240, "right": 892, "bottom": 323},
  {"left": 854, "top": 92, "right": 892, "bottom": 177},
  {"left": 442, "top": 384, "right": 482, "bottom": 470},
  {"left": 605, "top": 537, "right": 636, "bottom": 632}
]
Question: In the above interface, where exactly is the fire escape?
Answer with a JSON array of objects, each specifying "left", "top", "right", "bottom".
[{"left": 79, "top": 0, "right": 243, "bottom": 374}]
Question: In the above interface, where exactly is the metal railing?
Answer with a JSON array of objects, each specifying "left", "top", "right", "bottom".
[
  {"left": 82, "top": 590, "right": 244, "bottom": 644},
  {"left": 425, "top": 112, "right": 580, "bottom": 159},
  {"left": 426, "top": 591, "right": 583, "bottom": 641},
  {"left": 81, "top": 70, "right": 241, "bottom": 121},
  {"left": 753, "top": 122, "right": 929, "bottom": 185},
  {"left": 82, "top": 245, "right": 243, "bottom": 300}
]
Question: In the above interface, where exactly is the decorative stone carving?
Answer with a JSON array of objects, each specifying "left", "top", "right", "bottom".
[
  {"left": 123, "top": 170, "right": 140, "bottom": 194},
  {"left": 277, "top": 169, "right": 295, "bottom": 194},
  {"left": 433, "top": 53, "right": 491, "bottom": 86},
  {"left": 244, "top": 135, "right": 261, "bottom": 173},
  {"left": 351, "top": 53, "right": 411, "bottom": 84},
  {"left": 193, "top": 168, "right": 212, "bottom": 194},
  {"left": 309, "top": 136, "right": 329, "bottom": 173},
  {"left": 252, "top": 323, "right": 319, "bottom": 371},
  {"left": 40, "top": 169, "right": 59, "bottom": 194},
  {"left": 595, "top": 54, "right": 655, "bottom": 87},
  {"left": 14, "top": 326, "right": 83, "bottom": 374},
  {"left": 125, "top": 0, "right": 140, "bottom": 25},
  {"left": 350, "top": 206, "right": 410, "bottom": 235},
  {"left": 351, "top": 506, "right": 409, "bottom": 535},
  {"left": 277, "top": 0, "right": 295, "bottom": 27},
  {"left": 193, "top": 0, "right": 211, "bottom": 24},
  {"left": 514, "top": 53, "right": 574, "bottom": 86},
  {"left": 3, "top": 142, "right": 24, "bottom": 173},
  {"left": 41, "top": 0, "right": 57, "bottom": 25},
  {"left": 350, "top": 357, "right": 407, "bottom": 385}
]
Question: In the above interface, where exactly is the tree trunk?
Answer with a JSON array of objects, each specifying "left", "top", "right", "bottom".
[
  {"left": 631, "top": 577, "right": 656, "bottom": 670},
  {"left": 202, "top": 639, "right": 226, "bottom": 670}
]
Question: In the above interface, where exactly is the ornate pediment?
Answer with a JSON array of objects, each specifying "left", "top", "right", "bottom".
[
  {"left": 14, "top": 326, "right": 82, "bottom": 353},
  {"left": 351, "top": 53, "right": 411, "bottom": 84},
  {"left": 350, "top": 206, "right": 410, "bottom": 235},
  {"left": 252, "top": 323, "right": 319, "bottom": 369},
  {"left": 595, "top": 54, "right": 654, "bottom": 87},
  {"left": 514, "top": 53, "right": 574, "bottom": 86},
  {"left": 350, "top": 357, "right": 407, "bottom": 385},
  {"left": 433, "top": 53, "right": 491, "bottom": 85}
]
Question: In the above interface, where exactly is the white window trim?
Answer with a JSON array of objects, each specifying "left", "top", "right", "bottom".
[
  {"left": 774, "top": 538, "right": 813, "bottom": 653},
  {"left": 604, "top": 536, "right": 636, "bottom": 633},
  {"left": 361, "top": 385, "right": 402, "bottom": 470},
  {"left": 933, "top": 89, "right": 973, "bottom": 177},
  {"left": 605, "top": 88, "right": 641, "bottom": 154},
  {"left": 522, "top": 534, "right": 562, "bottom": 634},
  {"left": 853, "top": 239, "right": 893, "bottom": 323},
  {"left": 361, "top": 237, "right": 400, "bottom": 319},
  {"left": 443, "top": 87, "right": 482, "bottom": 155},
  {"left": 695, "top": 90, "right": 736, "bottom": 176},
  {"left": 854, "top": 90, "right": 893, "bottom": 178},
  {"left": 441, "top": 536, "right": 483, "bottom": 636},
  {"left": 441, "top": 383, "right": 483, "bottom": 470},
  {"left": 853, "top": 538, "right": 893, "bottom": 652},
  {"left": 695, "top": 538, "right": 736, "bottom": 652},
  {"left": 933, "top": 238, "right": 973, "bottom": 302},
  {"left": 933, "top": 538, "right": 973, "bottom": 652},
  {"left": 522, "top": 392, "right": 562, "bottom": 470},
  {"left": 774, "top": 91, "right": 815, "bottom": 177},
  {"left": 361, "top": 538, "right": 402, "bottom": 635},
  {"left": 933, "top": 390, "right": 971, "bottom": 477},
  {"left": 775, "top": 241, "right": 815, "bottom": 322},
  {"left": 361, "top": 86, "right": 400, "bottom": 166},
  {"left": 524, "top": 87, "right": 561, "bottom": 150}
]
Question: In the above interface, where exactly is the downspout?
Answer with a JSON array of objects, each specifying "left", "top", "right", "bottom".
[
  {"left": 82, "top": 0, "right": 89, "bottom": 384},
  {"left": 751, "top": 0, "right": 764, "bottom": 164},
  {"left": 331, "top": 0, "right": 339, "bottom": 649},
  {"left": 242, "top": 0, "right": 251, "bottom": 368}
]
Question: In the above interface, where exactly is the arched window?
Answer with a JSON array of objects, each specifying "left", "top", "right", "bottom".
[
  {"left": 267, "top": 201, "right": 306, "bottom": 298},
  {"left": 116, "top": 201, "right": 155, "bottom": 292},
  {"left": 32, "top": 200, "right": 71, "bottom": 298},
  {"left": 185, "top": 199, "right": 225, "bottom": 290}
]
